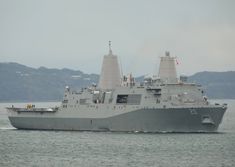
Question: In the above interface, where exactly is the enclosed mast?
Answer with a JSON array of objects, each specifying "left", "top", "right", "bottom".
[
  {"left": 98, "top": 41, "right": 121, "bottom": 90},
  {"left": 158, "top": 51, "right": 178, "bottom": 83}
]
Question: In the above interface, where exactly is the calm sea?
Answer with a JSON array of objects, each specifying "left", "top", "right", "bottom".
[{"left": 0, "top": 100, "right": 235, "bottom": 167}]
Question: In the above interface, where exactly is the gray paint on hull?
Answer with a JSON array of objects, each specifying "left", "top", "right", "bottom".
[{"left": 9, "top": 107, "right": 226, "bottom": 132}]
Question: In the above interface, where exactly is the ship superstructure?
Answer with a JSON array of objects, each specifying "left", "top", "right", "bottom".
[{"left": 7, "top": 44, "right": 227, "bottom": 132}]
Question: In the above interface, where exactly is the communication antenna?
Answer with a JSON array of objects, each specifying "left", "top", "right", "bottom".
[
  {"left": 109, "top": 41, "right": 112, "bottom": 54},
  {"left": 119, "top": 56, "right": 123, "bottom": 78}
]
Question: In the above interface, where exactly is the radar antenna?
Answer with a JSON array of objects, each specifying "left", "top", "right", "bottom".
[{"left": 165, "top": 51, "right": 170, "bottom": 57}]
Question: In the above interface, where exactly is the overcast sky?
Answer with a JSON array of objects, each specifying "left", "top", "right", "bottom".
[{"left": 0, "top": 0, "right": 235, "bottom": 76}]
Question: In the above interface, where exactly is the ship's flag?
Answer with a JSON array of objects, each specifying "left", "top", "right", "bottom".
[{"left": 176, "top": 59, "right": 179, "bottom": 65}]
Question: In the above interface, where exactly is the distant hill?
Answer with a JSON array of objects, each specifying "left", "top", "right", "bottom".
[
  {"left": 0, "top": 62, "right": 234, "bottom": 101},
  {"left": 0, "top": 62, "right": 99, "bottom": 102},
  {"left": 188, "top": 71, "right": 235, "bottom": 99}
]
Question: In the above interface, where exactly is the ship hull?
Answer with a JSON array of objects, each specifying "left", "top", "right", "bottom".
[{"left": 8, "top": 107, "right": 226, "bottom": 132}]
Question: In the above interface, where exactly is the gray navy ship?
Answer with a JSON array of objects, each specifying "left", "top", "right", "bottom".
[{"left": 7, "top": 43, "right": 227, "bottom": 132}]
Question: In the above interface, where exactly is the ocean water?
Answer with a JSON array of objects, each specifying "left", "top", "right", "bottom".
[{"left": 0, "top": 100, "right": 235, "bottom": 167}]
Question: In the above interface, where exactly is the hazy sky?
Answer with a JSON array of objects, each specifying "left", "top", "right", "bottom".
[{"left": 0, "top": 0, "right": 235, "bottom": 76}]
